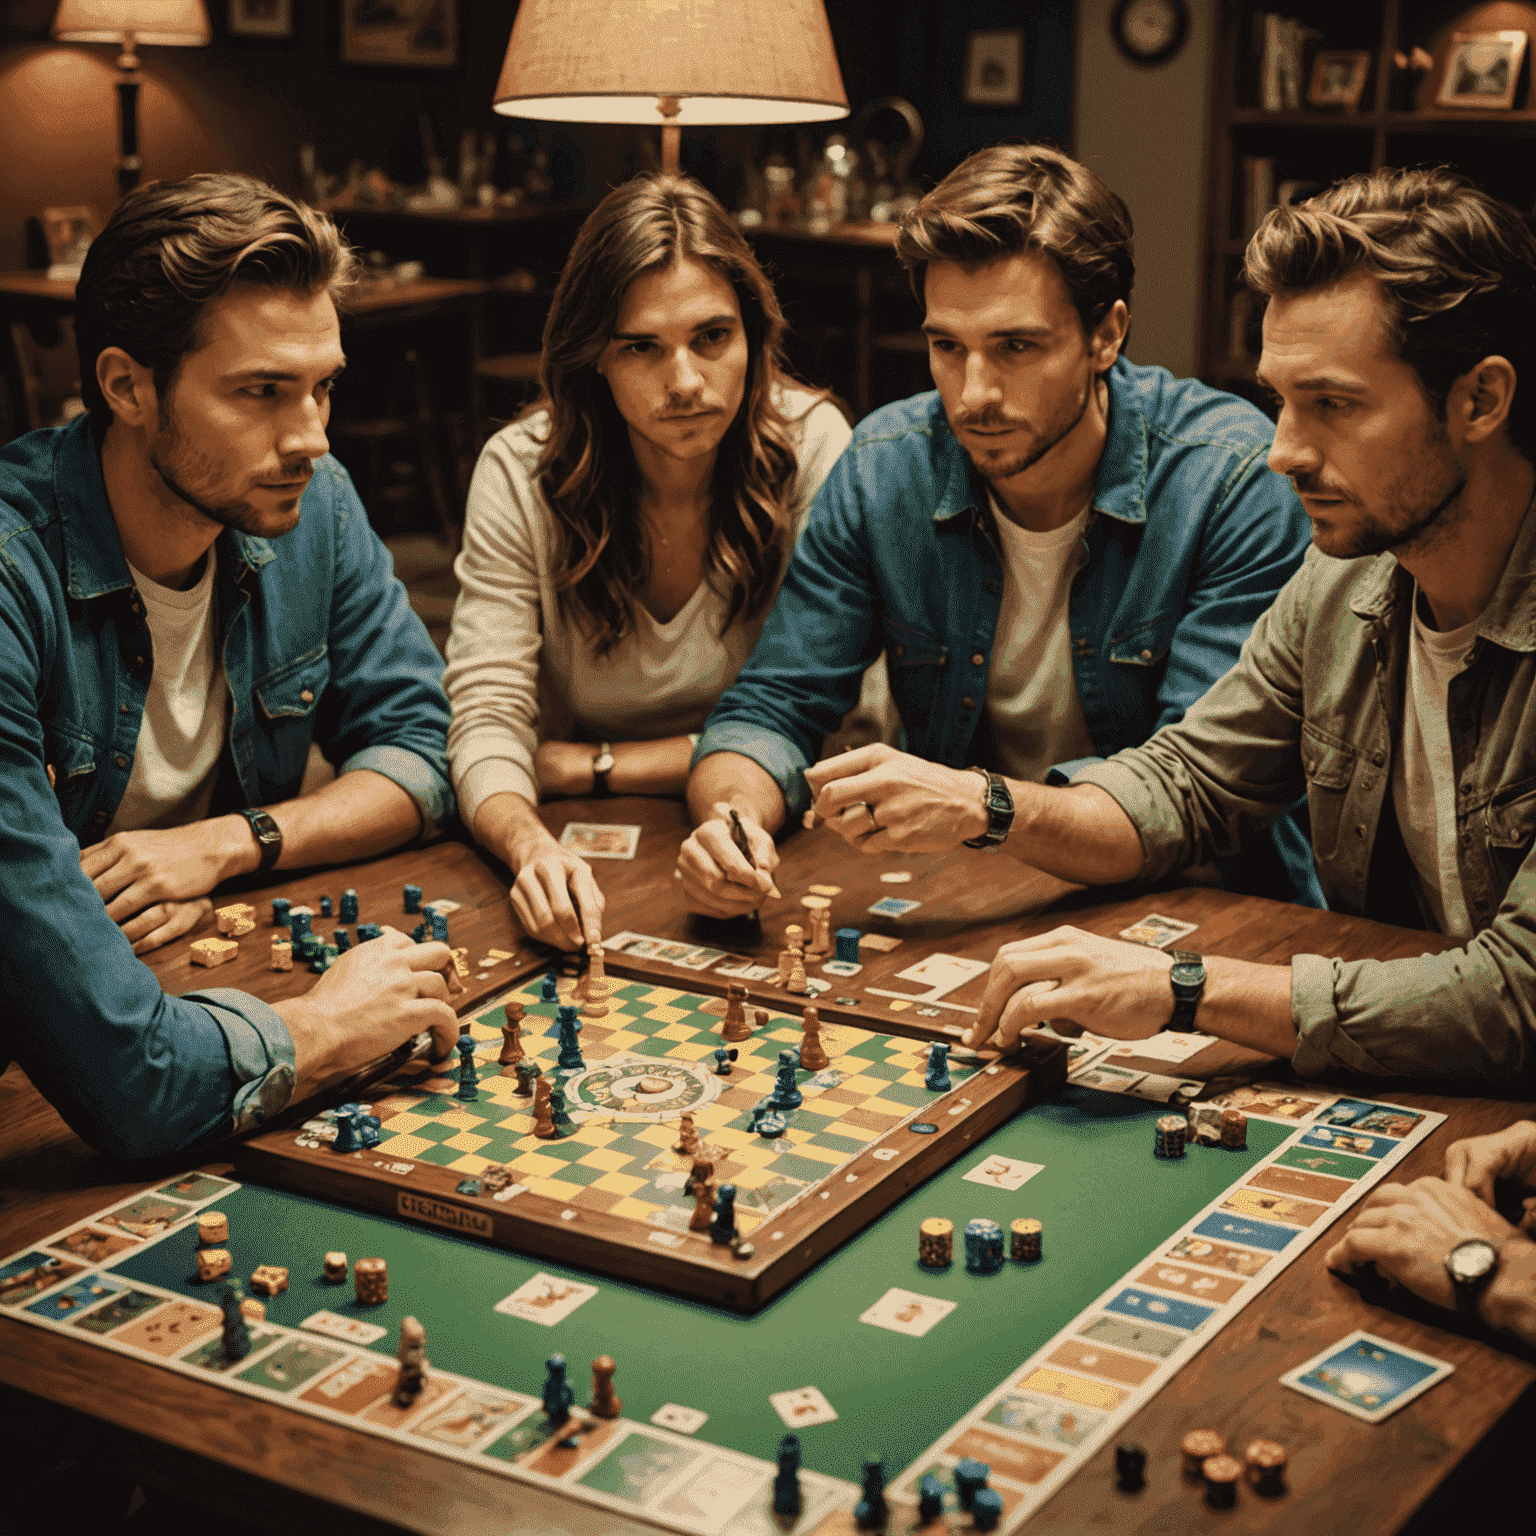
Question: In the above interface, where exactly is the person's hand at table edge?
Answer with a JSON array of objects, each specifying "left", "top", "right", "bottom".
[
  {"left": 675, "top": 800, "right": 779, "bottom": 917},
  {"left": 1445, "top": 1120, "right": 1536, "bottom": 1223},
  {"left": 804, "top": 743, "right": 990, "bottom": 854}
]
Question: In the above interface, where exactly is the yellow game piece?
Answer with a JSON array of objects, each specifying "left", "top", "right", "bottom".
[
  {"left": 190, "top": 936, "right": 238, "bottom": 968},
  {"left": 240, "top": 1296, "right": 266, "bottom": 1323},
  {"left": 250, "top": 1264, "right": 289, "bottom": 1297},
  {"left": 270, "top": 938, "right": 293, "bottom": 972},
  {"left": 197, "top": 1210, "right": 229, "bottom": 1245},
  {"left": 194, "top": 1248, "right": 232, "bottom": 1283},
  {"left": 215, "top": 902, "right": 256, "bottom": 936}
]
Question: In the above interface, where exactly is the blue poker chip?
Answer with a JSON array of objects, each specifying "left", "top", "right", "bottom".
[{"left": 910, "top": 1123, "right": 938, "bottom": 1135}]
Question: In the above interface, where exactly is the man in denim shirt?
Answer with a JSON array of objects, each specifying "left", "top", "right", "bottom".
[
  {"left": 677, "top": 145, "right": 1313, "bottom": 911},
  {"left": 961, "top": 170, "right": 1536, "bottom": 1086},
  {"left": 0, "top": 176, "right": 458, "bottom": 1158}
]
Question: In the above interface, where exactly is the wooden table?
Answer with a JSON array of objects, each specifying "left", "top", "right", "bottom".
[{"left": 2, "top": 801, "right": 1532, "bottom": 1534}]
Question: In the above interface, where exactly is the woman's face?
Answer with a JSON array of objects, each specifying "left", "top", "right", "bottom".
[{"left": 597, "top": 257, "right": 749, "bottom": 468}]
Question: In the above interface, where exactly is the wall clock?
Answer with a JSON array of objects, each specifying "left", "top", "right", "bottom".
[{"left": 1112, "top": 0, "right": 1190, "bottom": 67}]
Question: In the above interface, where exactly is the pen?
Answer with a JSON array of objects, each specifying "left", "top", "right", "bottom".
[{"left": 730, "top": 808, "right": 781, "bottom": 899}]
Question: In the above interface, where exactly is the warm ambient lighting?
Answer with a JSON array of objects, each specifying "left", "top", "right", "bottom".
[
  {"left": 52, "top": 0, "right": 210, "bottom": 196},
  {"left": 494, "top": 0, "right": 848, "bottom": 173}
]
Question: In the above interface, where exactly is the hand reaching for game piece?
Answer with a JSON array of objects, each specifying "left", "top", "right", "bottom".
[
  {"left": 509, "top": 835, "right": 606, "bottom": 951},
  {"left": 1445, "top": 1121, "right": 1536, "bottom": 1225},
  {"left": 803, "top": 744, "right": 990, "bottom": 854},
  {"left": 1323, "top": 1176, "right": 1519, "bottom": 1311},
  {"left": 675, "top": 802, "right": 780, "bottom": 917},
  {"left": 964, "top": 926, "right": 1174, "bottom": 1051}
]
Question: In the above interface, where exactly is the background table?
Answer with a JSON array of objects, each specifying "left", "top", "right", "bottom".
[{"left": 2, "top": 803, "right": 1532, "bottom": 1535}]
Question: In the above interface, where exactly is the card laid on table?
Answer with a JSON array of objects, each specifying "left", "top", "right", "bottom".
[
  {"left": 560, "top": 821, "right": 640, "bottom": 859},
  {"left": 1117, "top": 913, "right": 1198, "bottom": 949},
  {"left": 1280, "top": 1330, "right": 1453, "bottom": 1423}
]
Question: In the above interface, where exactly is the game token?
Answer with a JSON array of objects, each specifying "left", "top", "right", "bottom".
[
  {"left": 219, "top": 1284, "right": 252, "bottom": 1362},
  {"left": 334, "top": 928, "right": 351, "bottom": 953},
  {"left": 198, "top": 1210, "right": 229, "bottom": 1245},
  {"left": 1202, "top": 1453, "right": 1241, "bottom": 1508},
  {"left": 773, "top": 1434, "right": 802, "bottom": 1516},
  {"left": 323, "top": 1251, "right": 348, "bottom": 1283},
  {"left": 1186, "top": 1103, "right": 1223, "bottom": 1145},
  {"left": 1245, "top": 1438, "right": 1286, "bottom": 1495},
  {"left": 319, "top": 894, "right": 333, "bottom": 917},
  {"left": 917, "top": 1473, "right": 945, "bottom": 1522},
  {"left": 1221, "top": 1108, "right": 1249, "bottom": 1149},
  {"left": 835, "top": 927, "right": 861, "bottom": 963},
  {"left": 1155, "top": 1114, "right": 1188, "bottom": 1159},
  {"left": 216, "top": 901, "right": 256, "bottom": 936},
  {"left": 189, "top": 936, "right": 238, "bottom": 968},
  {"left": 954, "top": 1457, "right": 990, "bottom": 1511},
  {"left": 289, "top": 910, "right": 312, "bottom": 942},
  {"left": 964, "top": 1218, "right": 1005, "bottom": 1274},
  {"left": 339, "top": 888, "right": 359, "bottom": 923},
  {"left": 1011, "top": 1217, "right": 1042, "bottom": 1263},
  {"left": 971, "top": 1487, "right": 1003, "bottom": 1530},
  {"left": 195, "top": 1248, "right": 232, "bottom": 1283},
  {"left": 394, "top": 1315, "right": 428, "bottom": 1407},
  {"left": 924, "top": 1041, "right": 952, "bottom": 1091},
  {"left": 270, "top": 938, "right": 292, "bottom": 971},
  {"left": 854, "top": 1455, "right": 887, "bottom": 1530},
  {"left": 271, "top": 897, "right": 291, "bottom": 927},
  {"left": 356, "top": 923, "right": 382, "bottom": 942},
  {"left": 250, "top": 1264, "right": 289, "bottom": 1297},
  {"left": 1181, "top": 1428, "right": 1225, "bottom": 1477},
  {"left": 590, "top": 1355, "right": 621, "bottom": 1418},
  {"left": 919, "top": 1217, "right": 953, "bottom": 1268},
  {"left": 403, "top": 884, "right": 422, "bottom": 913},
  {"left": 756, "top": 1111, "right": 789, "bottom": 1138},
  {"left": 354, "top": 1256, "right": 388, "bottom": 1305},
  {"left": 1115, "top": 1442, "right": 1147, "bottom": 1492}
]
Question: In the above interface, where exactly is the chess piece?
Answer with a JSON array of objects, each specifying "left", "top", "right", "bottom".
[
  {"left": 555, "top": 1005, "right": 586, "bottom": 1072},
  {"left": 798, "top": 1006, "right": 830, "bottom": 1072},
  {"left": 218, "top": 1285, "right": 252, "bottom": 1361},
  {"left": 499, "top": 1004, "right": 525, "bottom": 1074},
  {"left": 582, "top": 942, "right": 610, "bottom": 1018},
  {"left": 721, "top": 982, "right": 752, "bottom": 1042},
  {"left": 709, "top": 1183, "right": 739, "bottom": 1245},
  {"left": 455, "top": 1034, "right": 480, "bottom": 1100},
  {"left": 532, "top": 1075, "right": 557, "bottom": 1138},
  {"left": 803, "top": 901, "right": 832, "bottom": 959},
  {"left": 753, "top": 1007, "right": 769, "bottom": 1034},
  {"left": 768, "top": 1049, "right": 803, "bottom": 1112},
  {"left": 542, "top": 1352, "right": 575, "bottom": 1427},
  {"left": 674, "top": 1111, "right": 699, "bottom": 1157},
  {"left": 774, "top": 1434, "right": 803, "bottom": 1516},
  {"left": 393, "top": 1315, "right": 428, "bottom": 1407},
  {"left": 515, "top": 1058, "right": 540, "bottom": 1098},
  {"left": 787, "top": 955, "right": 809, "bottom": 994},
  {"left": 590, "top": 1355, "right": 621, "bottom": 1418},
  {"left": 549, "top": 1084, "right": 575, "bottom": 1136},
  {"left": 925, "top": 1040, "right": 952, "bottom": 1092}
]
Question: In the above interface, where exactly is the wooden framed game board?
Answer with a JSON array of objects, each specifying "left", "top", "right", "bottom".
[{"left": 236, "top": 969, "right": 1069, "bottom": 1310}]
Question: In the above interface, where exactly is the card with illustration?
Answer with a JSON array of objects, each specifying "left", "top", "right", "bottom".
[
  {"left": 560, "top": 821, "right": 640, "bottom": 859},
  {"left": 1314, "top": 1099, "right": 1426, "bottom": 1139},
  {"left": 1281, "top": 1330, "right": 1453, "bottom": 1423},
  {"left": 70, "top": 1287, "right": 165, "bottom": 1334},
  {"left": 25, "top": 1271, "right": 126, "bottom": 1321},
  {"left": 181, "top": 1326, "right": 281, "bottom": 1373},
  {"left": 1069, "top": 1063, "right": 1144, "bottom": 1093},
  {"left": 651, "top": 1402, "right": 709, "bottom": 1434},
  {"left": 867, "top": 896, "right": 922, "bottom": 918},
  {"left": 237, "top": 1335, "right": 348, "bottom": 1393},
  {"left": 0, "top": 1251, "right": 84, "bottom": 1307},
  {"left": 1165, "top": 1235, "right": 1273, "bottom": 1278},
  {"left": 493, "top": 1271, "right": 599, "bottom": 1326},
  {"left": 110, "top": 1298, "right": 223, "bottom": 1357},
  {"left": 1124, "top": 1074, "right": 1203, "bottom": 1104},
  {"left": 1298, "top": 1124, "right": 1401, "bottom": 1161},
  {"left": 984, "top": 1388, "right": 1107, "bottom": 1448},
  {"left": 95, "top": 1194, "right": 192, "bottom": 1238},
  {"left": 1117, "top": 913, "right": 1198, "bottom": 949},
  {"left": 301, "top": 1309, "right": 388, "bottom": 1346},
  {"left": 155, "top": 1172, "right": 237, "bottom": 1203},
  {"left": 1206, "top": 1083, "right": 1340, "bottom": 1123},
  {"left": 769, "top": 1385, "right": 838, "bottom": 1427},
  {"left": 411, "top": 1386, "right": 536, "bottom": 1448},
  {"left": 51, "top": 1226, "right": 140, "bottom": 1264},
  {"left": 859, "top": 1287, "right": 957, "bottom": 1338},
  {"left": 895, "top": 953, "right": 989, "bottom": 989},
  {"left": 962, "top": 1154, "right": 1045, "bottom": 1192}
]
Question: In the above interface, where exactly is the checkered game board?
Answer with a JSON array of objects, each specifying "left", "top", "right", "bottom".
[{"left": 344, "top": 979, "right": 981, "bottom": 1237}]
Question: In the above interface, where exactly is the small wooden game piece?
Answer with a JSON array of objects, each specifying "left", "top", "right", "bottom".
[
  {"left": 919, "top": 1217, "right": 953, "bottom": 1267},
  {"left": 917, "top": 1472, "right": 945, "bottom": 1523},
  {"left": 499, "top": 1007, "right": 525, "bottom": 1074},
  {"left": 854, "top": 1455, "right": 887, "bottom": 1529},
  {"left": 1115, "top": 1442, "right": 1147, "bottom": 1492},
  {"left": 541, "top": 1352, "right": 575, "bottom": 1428},
  {"left": 753, "top": 1006, "right": 769, "bottom": 1034},
  {"left": 767, "top": 1049, "right": 803, "bottom": 1111},
  {"left": 455, "top": 1034, "right": 480, "bottom": 1099},
  {"left": 787, "top": 954, "right": 809, "bottom": 994},
  {"left": 440, "top": 954, "right": 466, "bottom": 995},
  {"left": 590, "top": 1355, "right": 621, "bottom": 1418},
  {"left": 219, "top": 1284, "right": 252, "bottom": 1361},
  {"left": 798, "top": 1005, "right": 830, "bottom": 1071},
  {"left": 189, "top": 936, "right": 238, "bottom": 968},
  {"left": 774, "top": 947, "right": 795, "bottom": 987},
  {"left": 1202, "top": 1454, "right": 1241, "bottom": 1509},
  {"left": 1011, "top": 1217, "right": 1043, "bottom": 1262},
  {"left": 674, "top": 1111, "right": 700, "bottom": 1157},
  {"left": 709, "top": 1183, "right": 739, "bottom": 1245},
  {"left": 195, "top": 1248, "right": 233, "bottom": 1283},
  {"left": 339, "top": 888, "right": 359, "bottom": 922},
  {"left": 1186, "top": 1103, "right": 1224, "bottom": 1145},
  {"left": 215, "top": 902, "right": 256, "bottom": 936},
  {"left": 515, "top": 1058, "right": 540, "bottom": 1099},
  {"left": 971, "top": 1487, "right": 1003, "bottom": 1531},
  {"left": 319, "top": 894, "right": 333, "bottom": 917},
  {"left": 250, "top": 1264, "right": 289, "bottom": 1297},
  {"left": 805, "top": 903, "right": 832, "bottom": 959},
  {"left": 1244, "top": 1439, "right": 1286, "bottom": 1496},
  {"left": 954, "top": 1457, "right": 989, "bottom": 1512},
  {"left": 323, "top": 1251, "right": 348, "bottom": 1283},
  {"left": 532, "top": 1075, "right": 557, "bottom": 1138},
  {"left": 240, "top": 1296, "right": 266, "bottom": 1323},
  {"left": 270, "top": 938, "right": 293, "bottom": 971},
  {"left": 1221, "top": 1108, "right": 1249, "bottom": 1149},
  {"left": 197, "top": 1210, "right": 229, "bottom": 1245},
  {"left": 482, "top": 1163, "right": 515, "bottom": 1194},
  {"left": 721, "top": 982, "right": 752, "bottom": 1042},
  {"left": 712, "top": 1046, "right": 737, "bottom": 1075},
  {"left": 774, "top": 1434, "right": 803, "bottom": 1517},
  {"left": 271, "top": 897, "right": 291, "bottom": 927},
  {"left": 924, "top": 1040, "right": 951, "bottom": 1091},
  {"left": 394, "top": 1315, "right": 429, "bottom": 1407},
  {"left": 356, "top": 923, "right": 381, "bottom": 942},
  {"left": 555, "top": 1005, "right": 585, "bottom": 1072},
  {"left": 403, "top": 883, "right": 422, "bottom": 913},
  {"left": 688, "top": 1174, "right": 717, "bottom": 1231},
  {"left": 1181, "top": 1429, "right": 1225, "bottom": 1477},
  {"left": 835, "top": 926, "right": 861, "bottom": 963},
  {"left": 1155, "top": 1114, "right": 1188, "bottom": 1158},
  {"left": 354, "top": 1256, "right": 388, "bottom": 1305}
]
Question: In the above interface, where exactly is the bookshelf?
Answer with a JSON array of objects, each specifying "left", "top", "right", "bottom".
[{"left": 1201, "top": 0, "right": 1536, "bottom": 403}]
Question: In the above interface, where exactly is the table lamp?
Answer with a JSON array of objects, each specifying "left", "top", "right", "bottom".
[
  {"left": 493, "top": 0, "right": 848, "bottom": 174},
  {"left": 52, "top": 0, "right": 212, "bottom": 197}
]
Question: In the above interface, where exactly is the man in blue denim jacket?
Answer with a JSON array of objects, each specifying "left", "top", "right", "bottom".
[
  {"left": 0, "top": 175, "right": 457, "bottom": 1159},
  {"left": 677, "top": 145, "right": 1315, "bottom": 912}
]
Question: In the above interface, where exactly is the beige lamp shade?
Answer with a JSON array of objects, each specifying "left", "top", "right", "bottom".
[
  {"left": 52, "top": 0, "right": 211, "bottom": 46},
  {"left": 494, "top": 0, "right": 848, "bottom": 126}
]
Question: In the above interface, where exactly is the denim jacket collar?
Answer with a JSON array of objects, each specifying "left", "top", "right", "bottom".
[
  {"left": 930, "top": 358, "right": 1150, "bottom": 530},
  {"left": 1348, "top": 490, "right": 1536, "bottom": 653},
  {"left": 57, "top": 414, "right": 276, "bottom": 600}
]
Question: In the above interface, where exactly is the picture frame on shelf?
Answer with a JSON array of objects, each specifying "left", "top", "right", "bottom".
[
  {"left": 1436, "top": 31, "right": 1527, "bottom": 111},
  {"left": 39, "top": 206, "right": 97, "bottom": 280},
  {"left": 962, "top": 30, "right": 1025, "bottom": 108},
  {"left": 227, "top": 0, "right": 294, "bottom": 39},
  {"left": 340, "top": 0, "right": 459, "bottom": 69},
  {"left": 1306, "top": 50, "right": 1371, "bottom": 108}
]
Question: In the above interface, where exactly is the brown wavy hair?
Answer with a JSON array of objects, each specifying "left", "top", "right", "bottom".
[{"left": 527, "top": 173, "right": 814, "bottom": 654}]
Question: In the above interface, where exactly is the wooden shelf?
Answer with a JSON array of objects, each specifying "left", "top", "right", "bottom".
[{"left": 1229, "top": 107, "right": 1536, "bottom": 133}]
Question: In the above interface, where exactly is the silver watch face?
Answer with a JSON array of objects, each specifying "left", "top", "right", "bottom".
[
  {"left": 1448, "top": 1239, "right": 1498, "bottom": 1282},
  {"left": 593, "top": 752, "right": 615, "bottom": 774}
]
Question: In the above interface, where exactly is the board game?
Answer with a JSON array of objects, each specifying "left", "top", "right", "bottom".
[
  {"left": 0, "top": 1087, "right": 1446, "bottom": 1534},
  {"left": 236, "top": 971, "right": 1069, "bottom": 1309}
]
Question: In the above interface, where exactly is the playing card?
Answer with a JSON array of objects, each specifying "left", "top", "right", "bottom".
[
  {"left": 1123, "top": 1074, "right": 1203, "bottom": 1103},
  {"left": 769, "top": 1385, "right": 838, "bottom": 1427},
  {"left": 859, "top": 932, "right": 903, "bottom": 952},
  {"left": 1069, "top": 1063, "right": 1145, "bottom": 1092},
  {"left": 859, "top": 1287, "right": 957, "bottom": 1338},
  {"left": 1105, "top": 1031, "right": 1216, "bottom": 1065},
  {"left": 1281, "top": 1330, "right": 1453, "bottom": 1423},
  {"left": 651, "top": 1403, "right": 709, "bottom": 1434},
  {"left": 559, "top": 821, "right": 640, "bottom": 859},
  {"left": 867, "top": 896, "right": 922, "bottom": 917},
  {"left": 962, "top": 1154, "right": 1044, "bottom": 1191},
  {"left": 896, "top": 953, "right": 988, "bottom": 988},
  {"left": 493, "top": 1272, "right": 599, "bottom": 1325},
  {"left": 301, "top": 1309, "right": 388, "bottom": 1345},
  {"left": 879, "top": 870, "right": 914, "bottom": 883},
  {"left": 820, "top": 959, "right": 862, "bottom": 976},
  {"left": 1117, "top": 913, "right": 1198, "bottom": 949}
]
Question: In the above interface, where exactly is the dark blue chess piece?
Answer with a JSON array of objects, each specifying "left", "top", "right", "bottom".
[
  {"left": 289, "top": 910, "right": 311, "bottom": 943},
  {"left": 971, "top": 1487, "right": 1003, "bottom": 1530},
  {"left": 219, "top": 1284, "right": 252, "bottom": 1361},
  {"left": 709, "top": 1183, "right": 739, "bottom": 1245},
  {"left": 773, "top": 1434, "right": 802, "bottom": 1516},
  {"left": 954, "top": 1457, "right": 990, "bottom": 1512},
  {"left": 319, "top": 894, "right": 332, "bottom": 917},
  {"left": 403, "top": 883, "right": 422, "bottom": 913},
  {"left": 925, "top": 1041, "right": 952, "bottom": 1092},
  {"left": 541, "top": 969, "right": 560, "bottom": 1002},
  {"left": 549, "top": 1085, "right": 575, "bottom": 1136},
  {"left": 712, "top": 1046, "right": 737, "bottom": 1076},
  {"left": 854, "top": 1455, "right": 886, "bottom": 1530},
  {"left": 271, "top": 897, "right": 290, "bottom": 928},
  {"left": 334, "top": 927, "right": 352, "bottom": 953},
  {"left": 411, "top": 921, "right": 427, "bottom": 942},
  {"left": 767, "top": 1049, "right": 802, "bottom": 1112},
  {"left": 429, "top": 909, "right": 450, "bottom": 943},
  {"left": 356, "top": 1113, "right": 381, "bottom": 1149},
  {"left": 339, "top": 888, "right": 359, "bottom": 923},
  {"left": 918, "top": 1473, "right": 946, "bottom": 1522},
  {"left": 555, "top": 1005, "right": 585, "bottom": 1072},
  {"left": 455, "top": 1035, "right": 480, "bottom": 1101},
  {"left": 356, "top": 923, "right": 382, "bottom": 942},
  {"left": 332, "top": 1106, "right": 361, "bottom": 1153},
  {"left": 541, "top": 1353, "right": 574, "bottom": 1426}
]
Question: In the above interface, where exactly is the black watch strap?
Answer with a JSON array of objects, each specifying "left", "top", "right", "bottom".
[
  {"left": 1165, "top": 948, "right": 1205, "bottom": 1032},
  {"left": 962, "top": 767, "right": 1015, "bottom": 849},
  {"left": 239, "top": 807, "right": 283, "bottom": 874}
]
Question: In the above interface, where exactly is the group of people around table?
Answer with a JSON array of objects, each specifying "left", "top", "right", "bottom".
[{"left": 3, "top": 142, "right": 1535, "bottom": 1344}]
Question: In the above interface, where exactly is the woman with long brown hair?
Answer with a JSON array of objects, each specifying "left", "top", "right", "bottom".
[{"left": 444, "top": 173, "right": 852, "bottom": 948}]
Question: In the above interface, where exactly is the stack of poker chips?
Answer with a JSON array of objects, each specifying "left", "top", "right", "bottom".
[
  {"left": 963, "top": 1218, "right": 1005, "bottom": 1274},
  {"left": 354, "top": 1256, "right": 388, "bottom": 1305},
  {"left": 835, "top": 927, "right": 861, "bottom": 963},
  {"left": 1202, "top": 1455, "right": 1242, "bottom": 1509},
  {"left": 1011, "top": 1217, "right": 1043, "bottom": 1263},
  {"left": 918, "top": 1217, "right": 953, "bottom": 1268},
  {"left": 1155, "top": 1114, "right": 1188, "bottom": 1158},
  {"left": 1181, "top": 1429, "right": 1225, "bottom": 1478},
  {"left": 1245, "top": 1438, "right": 1286, "bottom": 1495},
  {"left": 1221, "top": 1108, "right": 1249, "bottom": 1149}
]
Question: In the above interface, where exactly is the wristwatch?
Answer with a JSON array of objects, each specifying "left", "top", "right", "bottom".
[
  {"left": 238, "top": 807, "right": 283, "bottom": 874},
  {"left": 1445, "top": 1238, "right": 1500, "bottom": 1314},
  {"left": 591, "top": 742, "right": 615, "bottom": 798},
  {"left": 962, "top": 767, "right": 1015, "bottom": 848},
  {"left": 1165, "top": 949, "right": 1206, "bottom": 1031}
]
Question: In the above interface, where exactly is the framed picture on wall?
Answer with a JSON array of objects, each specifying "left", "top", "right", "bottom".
[
  {"left": 340, "top": 0, "right": 459, "bottom": 69},
  {"left": 228, "top": 0, "right": 294, "bottom": 39},
  {"left": 963, "top": 30, "right": 1025, "bottom": 107},
  {"left": 1306, "top": 50, "right": 1371, "bottom": 108},
  {"left": 1437, "top": 31, "right": 1527, "bottom": 110}
]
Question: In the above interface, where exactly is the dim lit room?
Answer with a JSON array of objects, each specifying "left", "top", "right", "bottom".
[{"left": 2, "top": 3, "right": 1535, "bottom": 1534}]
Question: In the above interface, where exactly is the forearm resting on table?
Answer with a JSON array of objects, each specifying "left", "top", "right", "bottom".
[
  {"left": 1005, "top": 782, "right": 1145, "bottom": 884},
  {"left": 1482, "top": 1234, "right": 1536, "bottom": 1347},
  {"left": 1195, "top": 955, "right": 1298, "bottom": 1058},
  {"left": 610, "top": 736, "right": 696, "bottom": 796},
  {"left": 687, "top": 751, "right": 786, "bottom": 834},
  {"left": 474, "top": 790, "right": 555, "bottom": 870},
  {"left": 264, "top": 768, "right": 423, "bottom": 870}
]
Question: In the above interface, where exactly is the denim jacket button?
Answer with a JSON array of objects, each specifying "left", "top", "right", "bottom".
[
  {"left": 894, "top": 645, "right": 905, "bottom": 659},
  {"left": 115, "top": 754, "right": 128, "bottom": 769},
  {"left": 962, "top": 695, "right": 975, "bottom": 709},
  {"left": 118, "top": 703, "right": 129, "bottom": 714},
  {"left": 970, "top": 653, "right": 984, "bottom": 666},
  {"left": 1355, "top": 823, "right": 1366, "bottom": 837},
  {"left": 1141, "top": 648, "right": 1153, "bottom": 661},
  {"left": 133, "top": 655, "right": 145, "bottom": 669},
  {"left": 300, "top": 689, "right": 314, "bottom": 703}
]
